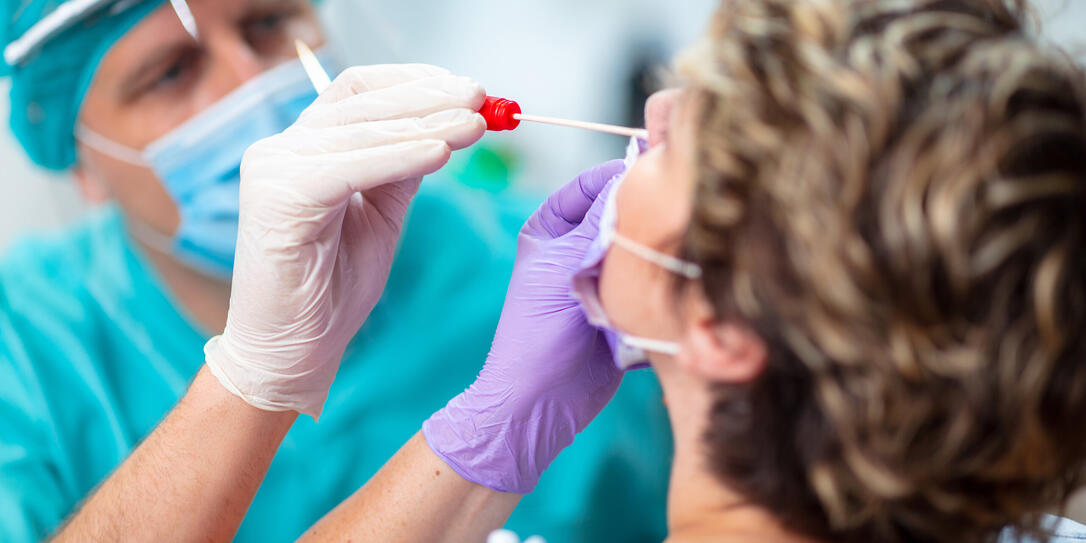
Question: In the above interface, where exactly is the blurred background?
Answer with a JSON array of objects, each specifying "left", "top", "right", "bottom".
[
  {"left": 0, "top": 0, "right": 717, "bottom": 251},
  {"left": 1, "top": 0, "right": 1083, "bottom": 251},
  {"left": 0, "top": 0, "right": 1084, "bottom": 525}
]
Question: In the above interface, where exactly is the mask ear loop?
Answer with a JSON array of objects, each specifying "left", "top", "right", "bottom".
[
  {"left": 602, "top": 235, "right": 701, "bottom": 359},
  {"left": 606, "top": 232, "right": 702, "bottom": 360},
  {"left": 611, "top": 232, "right": 703, "bottom": 280},
  {"left": 620, "top": 335, "right": 682, "bottom": 357},
  {"left": 73, "top": 126, "right": 174, "bottom": 256},
  {"left": 74, "top": 124, "right": 148, "bottom": 167},
  {"left": 124, "top": 216, "right": 178, "bottom": 257}
]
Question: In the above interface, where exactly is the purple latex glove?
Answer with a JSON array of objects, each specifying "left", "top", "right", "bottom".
[{"left": 423, "top": 160, "right": 627, "bottom": 494}]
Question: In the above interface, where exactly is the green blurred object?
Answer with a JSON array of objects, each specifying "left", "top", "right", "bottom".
[{"left": 448, "top": 141, "right": 522, "bottom": 193}]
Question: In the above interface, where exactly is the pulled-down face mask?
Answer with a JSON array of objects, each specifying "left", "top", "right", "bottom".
[{"left": 572, "top": 137, "right": 703, "bottom": 370}]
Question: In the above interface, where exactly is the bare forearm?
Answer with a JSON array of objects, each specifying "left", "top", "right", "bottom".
[
  {"left": 300, "top": 432, "right": 520, "bottom": 543},
  {"left": 53, "top": 367, "right": 297, "bottom": 543}
]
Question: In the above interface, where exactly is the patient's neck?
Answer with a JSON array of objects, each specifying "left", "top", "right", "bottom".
[{"left": 655, "top": 363, "right": 817, "bottom": 543}]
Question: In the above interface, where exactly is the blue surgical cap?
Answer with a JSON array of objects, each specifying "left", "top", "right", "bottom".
[
  {"left": 3, "top": 0, "right": 325, "bottom": 171},
  {"left": 2, "top": 0, "right": 168, "bottom": 170}
]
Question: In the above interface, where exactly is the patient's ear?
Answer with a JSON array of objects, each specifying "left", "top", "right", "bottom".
[
  {"left": 677, "top": 294, "right": 767, "bottom": 383},
  {"left": 72, "top": 164, "right": 110, "bottom": 204}
]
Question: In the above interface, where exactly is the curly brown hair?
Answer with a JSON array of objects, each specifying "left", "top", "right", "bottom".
[{"left": 677, "top": 0, "right": 1086, "bottom": 541}]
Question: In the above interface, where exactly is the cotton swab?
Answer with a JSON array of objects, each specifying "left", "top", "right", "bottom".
[
  {"left": 295, "top": 40, "right": 648, "bottom": 140},
  {"left": 296, "top": 40, "right": 332, "bottom": 93},
  {"left": 512, "top": 113, "right": 648, "bottom": 140}
]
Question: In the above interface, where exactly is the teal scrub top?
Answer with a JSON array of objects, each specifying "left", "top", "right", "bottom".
[{"left": 0, "top": 179, "right": 672, "bottom": 543}]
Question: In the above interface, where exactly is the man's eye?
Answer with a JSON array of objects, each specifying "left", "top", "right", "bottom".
[
  {"left": 156, "top": 60, "right": 187, "bottom": 87},
  {"left": 246, "top": 12, "right": 287, "bottom": 37},
  {"left": 146, "top": 55, "right": 195, "bottom": 95},
  {"left": 144, "top": 51, "right": 200, "bottom": 97},
  {"left": 250, "top": 13, "right": 284, "bottom": 30}
]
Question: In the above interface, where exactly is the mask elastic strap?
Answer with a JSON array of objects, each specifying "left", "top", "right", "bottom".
[
  {"left": 124, "top": 216, "right": 176, "bottom": 256},
  {"left": 612, "top": 232, "right": 703, "bottom": 280},
  {"left": 622, "top": 335, "right": 682, "bottom": 356},
  {"left": 75, "top": 124, "right": 148, "bottom": 167}
]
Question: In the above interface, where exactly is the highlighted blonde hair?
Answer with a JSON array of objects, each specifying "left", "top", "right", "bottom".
[{"left": 680, "top": 0, "right": 1086, "bottom": 541}]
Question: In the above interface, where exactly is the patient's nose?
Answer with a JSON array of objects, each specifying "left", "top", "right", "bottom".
[{"left": 645, "top": 89, "right": 682, "bottom": 148}]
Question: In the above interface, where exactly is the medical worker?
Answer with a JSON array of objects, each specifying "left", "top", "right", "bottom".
[{"left": 0, "top": 1, "right": 671, "bottom": 541}]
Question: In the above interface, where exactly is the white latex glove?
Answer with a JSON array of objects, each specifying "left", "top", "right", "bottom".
[
  {"left": 488, "top": 530, "right": 546, "bottom": 543},
  {"left": 205, "top": 64, "right": 487, "bottom": 418}
]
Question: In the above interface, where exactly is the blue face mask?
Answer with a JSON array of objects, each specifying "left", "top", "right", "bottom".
[{"left": 76, "top": 53, "right": 328, "bottom": 279}]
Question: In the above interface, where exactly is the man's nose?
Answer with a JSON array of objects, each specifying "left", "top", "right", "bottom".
[{"left": 645, "top": 89, "right": 683, "bottom": 148}]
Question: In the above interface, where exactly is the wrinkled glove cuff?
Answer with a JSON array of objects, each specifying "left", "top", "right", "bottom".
[
  {"left": 204, "top": 335, "right": 331, "bottom": 420},
  {"left": 422, "top": 392, "right": 580, "bottom": 494}
]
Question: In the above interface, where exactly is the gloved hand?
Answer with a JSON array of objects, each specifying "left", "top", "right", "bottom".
[
  {"left": 423, "top": 160, "right": 627, "bottom": 493},
  {"left": 205, "top": 64, "right": 487, "bottom": 418}
]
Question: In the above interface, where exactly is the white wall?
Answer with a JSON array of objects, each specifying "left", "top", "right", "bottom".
[
  {"left": 0, "top": 80, "right": 85, "bottom": 246},
  {"left": 0, "top": 0, "right": 1082, "bottom": 251},
  {"left": 321, "top": 0, "right": 717, "bottom": 189}
]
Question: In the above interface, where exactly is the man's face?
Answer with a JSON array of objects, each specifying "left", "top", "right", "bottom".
[{"left": 75, "top": 0, "right": 325, "bottom": 238}]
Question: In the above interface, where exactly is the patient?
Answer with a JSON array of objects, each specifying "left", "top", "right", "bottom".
[
  {"left": 292, "top": 1, "right": 1086, "bottom": 541},
  {"left": 601, "top": 0, "right": 1086, "bottom": 540}
]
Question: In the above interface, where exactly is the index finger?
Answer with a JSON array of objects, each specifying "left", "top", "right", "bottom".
[
  {"left": 313, "top": 64, "right": 453, "bottom": 106},
  {"left": 300, "top": 75, "right": 486, "bottom": 128}
]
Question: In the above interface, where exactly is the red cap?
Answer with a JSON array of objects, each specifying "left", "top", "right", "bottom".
[{"left": 480, "top": 96, "right": 522, "bottom": 131}]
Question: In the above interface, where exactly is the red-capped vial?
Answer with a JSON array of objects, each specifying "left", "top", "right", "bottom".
[{"left": 480, "top": 96, "right": 522, "bottom": 131}]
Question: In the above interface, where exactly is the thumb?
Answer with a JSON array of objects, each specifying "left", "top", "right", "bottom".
[
  {"left": 364, "top": 177, "right": 424, "bottom": 218},
  {"left": 529, "top": 160, "right": 626, "bottom": 239},
  {"left": 567, "top": 175, "right": 618, "bottom": 242}
]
